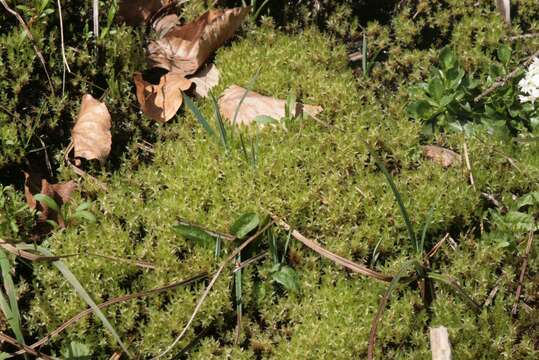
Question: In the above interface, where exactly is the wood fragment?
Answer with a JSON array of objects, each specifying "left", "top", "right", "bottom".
[
  {"left": 0, "top": 332, "right": 54, "bottom": 360},
  {"left": 462, "top": 141, "right": 476, "bottom": 191},
  {"left": 474, "top": 49, "right": 539, "bottom": 102},
  {"left": 430, "top": 326, "right": 452, "bottom": 360},
  {"left": 272, "top": 214, "right": 392, "bottom": 282},
  {"left": 512, "top": 231, "right": 535, "bottom": 315}
]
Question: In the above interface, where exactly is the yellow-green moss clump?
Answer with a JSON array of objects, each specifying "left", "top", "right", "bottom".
[{"left": 25, "top": 13, "right": 539, "bottom": 358}]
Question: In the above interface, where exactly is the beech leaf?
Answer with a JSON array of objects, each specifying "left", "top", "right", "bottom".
[
  {"left": 153, "top": 14, "right": 180, "bottom": 37},
  {"left": 422, "top": 145, "right": 461, "bottom": 168},
  {"left": 147, "top": 7, "right": 250, "bottom": 76},
  {"left": 72, "top": 94, "right": 112, "bottom": 163},
  {"left": 134, "top": 72, "right": 192, "bottom": 123},
  {"left": 23, "top": 172, "right": 76, "bottom": 227},
  {"left": 118, "top": 0, "right": 172, "bottom": 25},
  {"left": 188, "top": 63, "right": 220, "bottom": 98},
  {"left": 218, "top": 85, "right": 323, "bottom": 126}
]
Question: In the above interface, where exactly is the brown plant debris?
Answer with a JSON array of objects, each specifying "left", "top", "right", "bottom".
[
  {"left": 147, "top": 7, "right": 250, "bottom": 76},
  {"left": 188, "top": 63, "right": 220, "bottom": 98},
  {"left": 72, "top": 94, "right": 112, "bottom": 163},
  {"left": 118, "top": 0, "right": 172, "bottom": 25},
  {"left": 422, "top": 145, "right": 461, "bottom": 168},
  {"left": 218, "top": 85, "right": 323, "bottom": 125},
  {"left": 134, "top": 72, "right": 192, "bottom": 123}
]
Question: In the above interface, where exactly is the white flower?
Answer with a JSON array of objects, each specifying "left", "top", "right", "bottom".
[{"left": 519, "top": 57, "right": 539, "bottom": 104}]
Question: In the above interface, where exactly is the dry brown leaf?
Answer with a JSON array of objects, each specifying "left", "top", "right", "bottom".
[
  {"left": 72, "top": 94, "right": 112, "bottom": 163},
  {"left": 218, "top": 85, "right": 323, "bottom": 126},
  {"left": 188, "top": 63, "right": 219, "bottom": 98},
  {"left": 134, "top": 72, "right": 192, "bottom": 123},
  {"left": 147, "top": 7, "right": 250, "bottom": 76},
  {"left": 24, "top": 172, "right": 76, "bottom": 227},
  {"left": 153, "top": 13, "right": 180, "bottom": 37},
  {"left": 118, "top": 0, "right": 172, "bottom": 25},
  {"left": 423, "top": 145, "right": 461, "bottom": 168}
]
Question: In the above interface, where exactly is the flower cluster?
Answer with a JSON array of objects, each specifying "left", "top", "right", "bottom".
[{"left": 518, "top": 57, "right": 539, "bottom": 104}]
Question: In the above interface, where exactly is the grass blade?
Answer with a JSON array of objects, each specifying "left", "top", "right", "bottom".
[
  {"left": 372, "top": 153, "right": 418, "bottom": 253},
  {"left": 210, "top": 91, "right": 229, "bottom": 152},
  {"left": 368, "top": 262, "right": 414, "bottom": 360},
  {"left": 16, "top": 244, "right": 132, "bottom": 358},
  {"left": 427, "top": 272, "right": 481, "bottom": 313},
  {"left": 232, "top": 68, "right": 260, "bottom": 130},
  {"left": 0, "top": 249, "right": 25, "bottom": 347},
  {"left": 184, "top": 94, "right": 216, "bottom": 139},
  {"left": 420, "top": 202, "right": 437, "bottom": 254}
]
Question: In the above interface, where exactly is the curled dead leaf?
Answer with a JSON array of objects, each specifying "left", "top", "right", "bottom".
[
  {"left": 72, "top": 95, "right": 112, "bottom": 163},
  {"left": 147, "top": 7, "right": 250, "bottom": 76},
  {"left": 422, "top": 145, "right": 461, "bottom": 168},
  {"left": 134, "top": 72, "right": 192, "bottom": 123},
  {"left": 24, "top": 172, "right": 76, "bottom": 227},
  {"left": 118, "top": 0, "right": 172, "bottom": 25},
  {"left": 188, "top": 63, "right": 220, "bottom": 98},
  {"left": 218, "top": 85, "right": 323, "bottom": 126},
  {"left": 153, "top": 14, "right": 180, "bottom": 37}
]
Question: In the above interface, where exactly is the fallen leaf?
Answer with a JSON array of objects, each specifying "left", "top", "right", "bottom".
[
  {"left": 147, "top": 7, "right": 250, "bottom": 76},
  {"left": 134, "top": 72, "right": 192, "bottom": 123},
  {"left": 72, "top": 95, "right": 112, "bottom": 163},
  {"left": 153, "top": 14, "right": 180, "bottom": 37},
  {"left": 188, "top": 63, "right": 220, "bottom": 98},
  {"left": 24, "top": 172, "right": 76, "bottom": 227},
  {"left": 118, "top": 0, "right": 172, "bottom": 25},
  {"left": 422, "top": 145, "right": 461, "bottom": 168},
  {"left": 218, "top": 85, "right": 323, "bottom": 126}
]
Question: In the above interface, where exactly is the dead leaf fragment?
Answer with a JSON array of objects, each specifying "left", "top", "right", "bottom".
[
  {"left": 218, "top": 85, "right": 323, "bottom": 126},
  {"left": 496, "top": 0, "right": 511, "bottom": 24},
  {"left": 147, "top": 7, "right": 250, "bottom": 76},
  {"left": 188, "top": 63, "right": 220, "bottom": 98},
  {"left": 134, "top": 72, "right": 192, "bottom": 123},
  {"left": 423, "top": 145, "right": 461, "bottom": 168},
  {"left": 153, "top": 14, "right": 180, "bottom": 37},
  {"left": 72, "top": 95, "right": 112, "bottom": 163},
  {"left": 118, "top": 0, "right": 172, "bottom": 25},
  {"left": 24, "top": 172, "right": 76, "bottom": 227}
]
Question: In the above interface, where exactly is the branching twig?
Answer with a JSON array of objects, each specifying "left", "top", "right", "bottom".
[
  {"left": 13, "top": 272, "right": 207, "bottom": 356},
  {"left": 512, "top": 230, "right": 535, "bottom": 315},
  {"left": 57, "top": 0, "right": 71, "bottom": 95},
  {"left": 474, "top": 49, "right": 539, "bottom": 102},
  {"left": 0, "top": 0, "right": 54, "bottom": 93},
  {"left": 153, "top": 221, "right": 273, "bottom": 359},
  {"left": 0, "top": 332, "right": 54, "bottom": 360}
]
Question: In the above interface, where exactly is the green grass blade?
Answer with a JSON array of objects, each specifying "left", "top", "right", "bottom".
[
  {"left": 362, "top": 32, "right": 368, "bottom": 76},
  {"left": 252, "top": 0, "right": 270, "bottom": 19},
  {"left": 372, "top": 154, "right": 418, "bottom": 253},
  {"left": 33, "top": 194, "right": 59, "bottom": 212},
  {"left": 232, "top": 69, "right": 260, "bottom": 130},
  {"left": 210, "top": 91, "right": 229, "bottom": 152},
  {"left": 16, "top": 244, "right": 132, "bottom": 357},
  {"left": 0, "top": 249, "right": 25, "bottom": 346},
  {"left": 184, "top": 94, "right": 216, "bottom": 139},
  {"left": 368, "top": 261, "right": 415, "bottom": 360},
  {"left": 419, "top": 202, "right": 437, "bottom": 254},
  {"left": 427, "top": 272, "right": 481, "bottom": 313}
]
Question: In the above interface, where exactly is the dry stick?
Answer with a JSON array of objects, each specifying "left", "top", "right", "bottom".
[
  {"left": 92, "top": 0, "right": 99, "bottom": 38},
  {"left": 508, "top": 33, "right": 539, "bottom": 41},
  {"left": 0, "top": 332, "right": 55, "bottom": 360},
  {"left": 426, "top": 233, "right": 450, "bottom": 259},
  {"left": 512, "top": 230, "right": 535, "bottom": 315},
  {"left": 153, "top": 221, "right": 274, "bottom": 359},
  {"left": 272, "top": 215, "right": 392, "bottom": 282},
  {"left": 13, "top": 272, "right": 208, "bottom": 356},
  {"left": 462, "top": 140, "right": 476, "bottom": 191},
  {"left": 474, "top": 48, "right": 539, "bottom": 103},
  {"left": 57, "top": 0, "right": 71, "bottom": 96},
  {"left": 0, "top": 0, "right": 54, "bottom": 93}
]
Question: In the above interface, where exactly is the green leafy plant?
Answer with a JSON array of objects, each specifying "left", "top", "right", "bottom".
[{"left": 407, "top": 45, "right": 539, "bottom": 138}]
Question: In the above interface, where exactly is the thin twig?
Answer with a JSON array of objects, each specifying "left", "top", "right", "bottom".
[
  {"left": 0, "top": 0, "right": 54, "bottom": 93},
  {"left": 153, "top": 221, "right": 274, "bottom": 359},
  {"left": 272, "top": 214, "right": 392, "bottom": 282},
  {"left": 508, "top": 33, "right": 539, "bottom": 41},
  {"left": 426, "top": 233, "right": 450, "bottom": 258},
  {"left": 462, "top": 140, "right": 476, "bottom": 191},
  {"left": 0, "top": 332, "right": 54, "bottom": 360},
  {"left": 512, "top": 230, "right": 535, "bottom": 315},
  {"left": 474, "top": 49, "right": 539, "bottom": 102},
  {"left": 14, "top": 272, "right": 207, "bottom": 355},
  {"left": 57, "top": 0, "right": 71, "bottom": 96},
  {"left": 233, "top": 251, "right": 268, "bottom": 273}
]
